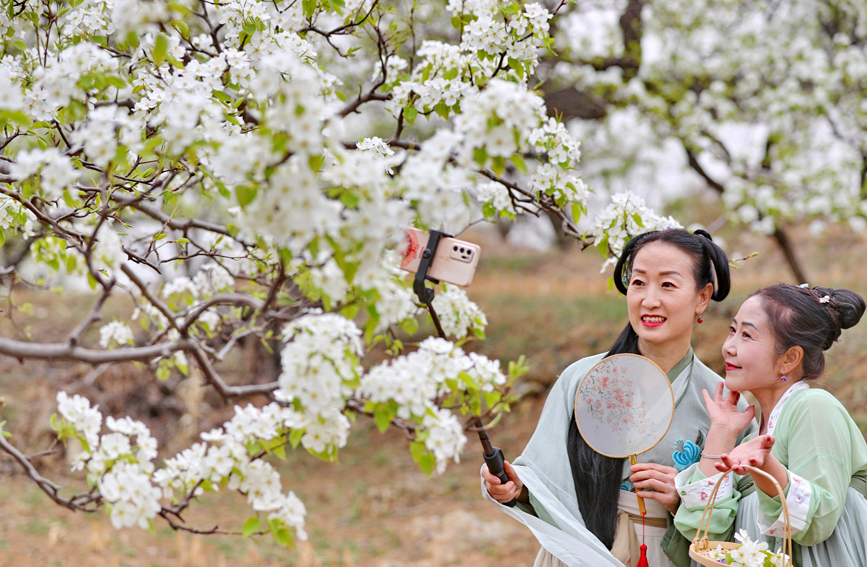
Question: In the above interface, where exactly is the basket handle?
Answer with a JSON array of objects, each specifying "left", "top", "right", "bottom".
[{"left": 691, "top": 465, "right": 793, "bottom": 564}]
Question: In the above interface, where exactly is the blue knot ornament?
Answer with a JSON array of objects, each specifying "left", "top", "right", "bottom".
[{"left": 671, "top": 438, "right": 702, "bottom": 472}]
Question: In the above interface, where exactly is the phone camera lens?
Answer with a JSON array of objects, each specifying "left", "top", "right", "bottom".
[
  {"left": 453, "top": 246, "right": 458, "bottom": 251},
  {"left": 460, "top": 247, "right": 465, "bottom": 253}
]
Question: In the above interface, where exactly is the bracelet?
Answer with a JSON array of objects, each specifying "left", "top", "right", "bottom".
[{"left": 700, "top": 452, "right": 725, "bottom": 459}]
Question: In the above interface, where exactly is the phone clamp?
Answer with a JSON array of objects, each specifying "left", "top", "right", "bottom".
[{"left": 412, "top": 229, "right": 452, "bottom": 305}]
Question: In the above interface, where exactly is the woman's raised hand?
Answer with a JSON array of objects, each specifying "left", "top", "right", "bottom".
[
  {"left": 482, "top": 460, "right": 523, "bottom": 504},
  {"left": 715, "top": 435, "right": 775, "bottom": 474},
  {"left": 702, "top": 382, "right": 755, "bottom": 435}
]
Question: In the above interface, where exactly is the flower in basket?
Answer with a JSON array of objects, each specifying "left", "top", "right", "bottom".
[{"left": 707, "top": 529, "right": 790, "bottom": 567}]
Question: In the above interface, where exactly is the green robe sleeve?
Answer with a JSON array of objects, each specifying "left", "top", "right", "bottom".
[
  {"left": 756, "top": 390, "right": 867, "bottom": 546},
  {"left": 672, "top": 463, "right": 740, "bottom": 541}
]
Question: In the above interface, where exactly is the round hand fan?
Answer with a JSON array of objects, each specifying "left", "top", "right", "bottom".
[{"left": 574, "top": 353, "right": 675, "bottom": 565}]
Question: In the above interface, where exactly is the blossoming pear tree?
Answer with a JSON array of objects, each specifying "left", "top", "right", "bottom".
[
  {"left": 0, "top": 0, "right": 678, "bottom": 545},
  {"left": 542, "top": 0, "right": 867, "bottom": 282}
]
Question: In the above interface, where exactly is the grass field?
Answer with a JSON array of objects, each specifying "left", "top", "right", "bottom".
[{"left": 1, "top": 214, "right": 866, "bottom": 566}]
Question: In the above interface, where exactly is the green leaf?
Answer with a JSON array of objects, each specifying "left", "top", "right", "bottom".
[
  {"left": 152, "top": 33, "right": 170, "bottom": 66},
  {"left": 491, "top": 156, "right": 506, "bottom": 176},
  {"left": 273, "top": 444, "right": 287, "bottom": 460},
  {"left": 289, "top": 428, "right": 304, "bottom": 449},
  {"left": 236, "top": 185, "right": 257, "bottom": 207},
  {"left": 473, "top": 146, "right": 487, "bottom": 167},
  {"left": 374, "top": 405, "right": 393, "bottom": 433},
  {"left": 336, "top": 91, "right": 346, "bottom": 102},
  {"left": 511, "top": 153, "right": 528, "bottom": 174},
  {"left": 403, "top": 105, "right": 417, "bottom": 125},
  {"left": 242, "top": 516, "right": 261, "bottom": 537},
  {"left": 419, "top": 453, "right": 436, "bottom": 476},
  {"left": 1, "top": 109, "right": 32, "bottom": 127},
  {"left": 340, "top": 303, "right": 360, "bottom": 320},
  {"left": 302, "top": 0, "right": 316, "bottom": 18},
  {"left": 274, "top": 525, "right": 293, "bottom": 548},
  {"left": 399, "top": 317, "right": 418, "bottom": 336},
  {"left": 482, "top": 391, "right": 501, "bottom": 408},
  {"left": 153, "top": 233, "right": 168, "bottom": 241},
  {"left": 213, "top": 90, "right": 232, "bottom": 104},
  {"left": 434, "top": 101, "right": 450, "bottom": 119},
  {"left": 11, "top": 39, "right": 26, "bottom": 52},
  {"left": 105, "top": 76, "right": 126, "bottom": 89},
  {"left": 410, "top": 441, "right": 426, "bottom": 463}
]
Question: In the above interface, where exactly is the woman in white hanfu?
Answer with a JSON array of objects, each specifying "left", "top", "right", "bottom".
[
  {"left": 481, "top": 229, "right": 756, "bottom": 567},
  {"left": 673, "top": 284, "right": 867, "bottom": 567}
]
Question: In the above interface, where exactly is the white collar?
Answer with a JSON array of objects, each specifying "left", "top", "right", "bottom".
[{"left": 766, "top": 381, "right": 809, "bottom": 436}]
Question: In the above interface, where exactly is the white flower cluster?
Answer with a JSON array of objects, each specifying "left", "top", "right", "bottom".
[
  {"left": 99, "top": 321, "right": 135, "bottom": 349},
  {"left": 530, "top": 163, "right": 589, "bottom": 207},
  {"left": 530, "top": 117, "right": 582, "bottom": 169},
  {"left": 0, "top": 195, "right": 36, "bottom": 238},
  {"left": 456, "top": 79, "right": 545, "bottom": 159},
  {"left": 591, "top": 192, "right": 683, "bottom": 271},
  {"left": 706, "top": 529, "right": 790, "bottom": 567},
  {"left": 156, "top": 402, "right": 307, "bottom": 538},
  {"left": 277, "top": 313, "right": 362, "bottom": 454},
  {"left": 8, "top": 148, "right": 77, "bottom": 200},
  {"left": 476, "top": 181, "right": 516, "bottom": 218},
  {"left": 56, "top": 393, "right": 161, "bottom": 529},
  {"left": 431, "top": 284, "right": 488, "bottom": 340},
  {"left": 422, "top": 408, "right": 468, "bottom": 474},
  {"left": 558, "top": 0, "right": 867, "bottom": 236},
  {"left": 58, "top": 390, "right": 310, "bottom": 538},
  {"left": 360, "top": 337, "right": 505, "bottom": 471},
  {"left": 56, "top": 392, "right": 102, "bottom": 450}
]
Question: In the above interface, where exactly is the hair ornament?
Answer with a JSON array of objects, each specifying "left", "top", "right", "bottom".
[
  {"left": 820, "top": 295, "right": 831, "bottom": 304},
  {"left": 799, "top": 283, "right": 810, "bottom": 288}
]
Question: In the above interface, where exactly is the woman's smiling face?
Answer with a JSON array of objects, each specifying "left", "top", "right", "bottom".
[
  {"left": 722, "top": 296, "right": 783, "bottom": 392},
  {"left": 626, "top": 242, "right": 712, "bottom": 351}
]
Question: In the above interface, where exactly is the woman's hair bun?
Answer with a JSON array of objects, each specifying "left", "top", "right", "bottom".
[{"left": 812, "top": 286, "right": 866, "bottom": 331}]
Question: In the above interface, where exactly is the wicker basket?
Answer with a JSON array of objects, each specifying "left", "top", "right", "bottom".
[{"left": 688, "top": 465, "right": 793, "bottom": 567}]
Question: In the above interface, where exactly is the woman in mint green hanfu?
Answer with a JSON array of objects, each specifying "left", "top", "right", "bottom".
[
  {"left": 481, "top": 229, "right": 756, "bottom": 567},
  {"left": 673, "top": 284, "right": 867, "bottom": 567}
]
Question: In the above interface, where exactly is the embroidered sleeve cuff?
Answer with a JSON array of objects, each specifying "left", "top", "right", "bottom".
[
  {"left": 675, "top": 464, "right": 735, "bottom": 509},
  {"left": 757, "top": 471, "right": 812, "bottom": 537}
]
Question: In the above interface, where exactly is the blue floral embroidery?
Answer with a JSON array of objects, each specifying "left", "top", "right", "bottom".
[
  {"left": 672, "top": 436, "right": 702, "bottom": 471},
  {"left": 620, "top": 479, "right": 634, "bottom": 492}
]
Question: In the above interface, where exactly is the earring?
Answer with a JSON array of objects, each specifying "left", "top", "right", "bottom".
[
  {"left": 697, "top": 316, "right": 703, "bottom": 324},
  {"left": 781, "top": 375, "right": 787, "bottom": 381}
]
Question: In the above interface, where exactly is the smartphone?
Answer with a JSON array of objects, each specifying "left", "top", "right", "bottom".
[{"left": 399, "top": 228, "right": 481, "bottom": 287}]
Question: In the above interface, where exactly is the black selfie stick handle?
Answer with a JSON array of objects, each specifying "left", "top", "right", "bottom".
[
  {"left": 484, "top": 446, "right": 517, "bottom": 507},
  {"left": 476, "top": 417, "right": 516, "bottom": 507}
]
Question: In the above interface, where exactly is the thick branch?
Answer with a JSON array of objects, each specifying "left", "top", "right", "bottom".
[
  {"left": 685, "top": 147, "right": 726, "bottom": 194},
  {"left": 772, "top": 226, "right": 809, "bottom": 284},
  {"left": 337, "top": 92, "right": 390, "bottom": 118},
  {"left": 0, "top": 335, "right": 193, "bottom": 363}
]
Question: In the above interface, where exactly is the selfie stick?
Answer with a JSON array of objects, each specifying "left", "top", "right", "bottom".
[{"left": 412, "top": 229, "right": 516, "bottom": 508}]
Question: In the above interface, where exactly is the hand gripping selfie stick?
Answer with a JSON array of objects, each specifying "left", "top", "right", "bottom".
[{"left": 412, "top": 230, "right": 516, "bottom": 507}]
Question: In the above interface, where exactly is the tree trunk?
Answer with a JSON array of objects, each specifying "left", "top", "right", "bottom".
[{"left": 772, "top": 226, "right": 809, "bottom": 284}]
